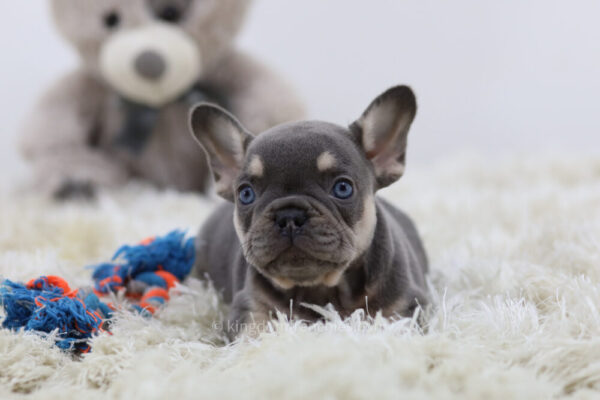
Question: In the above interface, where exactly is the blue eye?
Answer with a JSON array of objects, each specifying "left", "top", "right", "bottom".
[
  {"left": 238, "top": 185, "right": 256, "bottom": 205},
  {"left": 332, "top": 179, "right": 354, "bottom": 199}
]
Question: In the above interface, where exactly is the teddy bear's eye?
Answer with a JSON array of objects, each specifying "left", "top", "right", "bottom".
[
  {"left": 158, "top": 6, "right": 182, "bottom": 23},
  {"left": 103, "top": 11, "right": 120, "bottom": 29}
]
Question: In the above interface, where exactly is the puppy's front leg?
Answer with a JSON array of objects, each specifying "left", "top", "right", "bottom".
[{"left": 227, "top": 291, "right": 272, "bottom": 339}]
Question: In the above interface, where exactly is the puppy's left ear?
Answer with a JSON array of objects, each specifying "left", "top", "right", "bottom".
[
  {"left": 351, "top": 85, "right": 417, "bottom": 189},
  {"left": 189, "top": 104, "right": 254, "bottom": 201}
]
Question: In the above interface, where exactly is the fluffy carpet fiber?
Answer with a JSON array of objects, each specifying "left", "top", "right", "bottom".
[{"left": 1, "top": 155, "right": 600, "bottom": 399}]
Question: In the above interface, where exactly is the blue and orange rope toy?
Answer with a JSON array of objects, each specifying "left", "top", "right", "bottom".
[{"left": 0, "top": 230, "right": 195, "bottom": 353}]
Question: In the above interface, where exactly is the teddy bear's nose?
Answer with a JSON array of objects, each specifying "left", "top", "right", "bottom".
[{"left": 134, "top": 50, "right": 166, "bottom": 81}]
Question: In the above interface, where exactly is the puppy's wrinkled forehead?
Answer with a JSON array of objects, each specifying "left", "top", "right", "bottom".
[{"left": 244, "top": 121, "right": 364, "bottom": 182}]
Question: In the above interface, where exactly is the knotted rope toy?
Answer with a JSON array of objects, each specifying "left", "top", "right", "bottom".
[
  {"left": 92, "top": 230, "right": 195, "bottom": 314},
  {"left": 0, "top": 276, "right": 111, "bottom": 353},
  {"left": 0, "top": 230, "right": 195, "bottom": 353}
]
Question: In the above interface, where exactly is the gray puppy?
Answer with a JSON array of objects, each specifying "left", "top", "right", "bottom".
[{"left": 190, "top": 86, "right": 428, "bottom": 336}]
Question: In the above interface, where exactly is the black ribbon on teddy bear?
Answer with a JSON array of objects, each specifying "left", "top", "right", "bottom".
[{"left": 114, "top": 82, "right": 229, "bottom": 154}]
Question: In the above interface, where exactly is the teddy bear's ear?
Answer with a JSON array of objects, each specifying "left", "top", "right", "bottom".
[
  {"left": 351, "top": 85, "right": 417, "bottom": 189},
  {"left": 189, "top": 104, "right": 254, "bottom": 201}
]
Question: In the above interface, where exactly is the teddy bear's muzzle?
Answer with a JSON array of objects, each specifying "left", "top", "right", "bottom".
[{"left": 99, "top": 23, "right": 201, "bottom": 108}]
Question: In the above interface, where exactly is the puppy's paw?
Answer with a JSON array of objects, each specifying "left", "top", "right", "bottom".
[{"left": 53, "top": 180, "right": 96, "bottom": 201}]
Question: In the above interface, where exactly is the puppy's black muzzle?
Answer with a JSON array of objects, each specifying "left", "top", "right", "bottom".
[{"left": 274, "top": 207, "right": 308, "bottom": 238}]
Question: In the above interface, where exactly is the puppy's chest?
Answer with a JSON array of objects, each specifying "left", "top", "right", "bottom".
[{"left": 254, "top": 272, "right": 369, "bottom": 320}]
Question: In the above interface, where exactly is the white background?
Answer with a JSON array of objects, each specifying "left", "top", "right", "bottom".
[{"left": 1, "top": 0, "right": 599, "bottom": 181}]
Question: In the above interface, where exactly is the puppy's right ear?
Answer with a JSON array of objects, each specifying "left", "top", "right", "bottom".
[{"left": 189, "top": 104, "right": 254, "bottom": 201}]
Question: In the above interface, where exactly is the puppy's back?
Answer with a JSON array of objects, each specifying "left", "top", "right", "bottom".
[{"left": 376, "top": 197, "right": 428, "bottom": 275}]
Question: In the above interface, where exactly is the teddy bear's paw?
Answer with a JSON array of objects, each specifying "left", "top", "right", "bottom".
[{"left": 53, "top": 180, "right": 96, "bottom": 202}]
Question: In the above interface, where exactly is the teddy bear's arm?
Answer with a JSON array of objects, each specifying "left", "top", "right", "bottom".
[
  {"left": 20, "top": 70, "right": 130, "bottom": 197},
  {"left": 206, "top": 50, "right": 306, "bottom": 133}
]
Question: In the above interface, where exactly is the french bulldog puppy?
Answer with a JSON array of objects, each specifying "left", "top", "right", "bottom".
[{"left": 190, "top": 86, "right": 428, "bottom": 337}]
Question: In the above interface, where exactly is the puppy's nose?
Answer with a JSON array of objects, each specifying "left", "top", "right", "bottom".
[
  {"left": 134, "top": 50, "right": 166, "bottom": 81},
  {"left": 275, "top": 207, "right": 308, "bottom": 237}
]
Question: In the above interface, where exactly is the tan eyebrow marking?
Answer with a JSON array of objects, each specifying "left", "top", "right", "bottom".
[
  {"left": 247, "top": 155, "right": 264, "bottom": 177},
  {"left": 317, "top": 151, "right": 337, "bottom": 172}
]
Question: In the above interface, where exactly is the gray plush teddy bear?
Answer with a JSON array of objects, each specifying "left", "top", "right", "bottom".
[{"left": 20, "top": 0, "right": 304, "bottom": 198}]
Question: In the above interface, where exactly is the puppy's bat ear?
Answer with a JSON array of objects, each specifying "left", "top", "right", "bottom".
[
  {"left": 351, "top": 85, "right": 417, "bottom": 189},
  {"left": 189, "top": 104, "right": 254, "bottom": 201}
]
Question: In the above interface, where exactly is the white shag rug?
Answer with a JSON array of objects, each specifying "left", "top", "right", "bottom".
[{"left": 1, "top": 155, "right": 600, "bottom": 400}]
